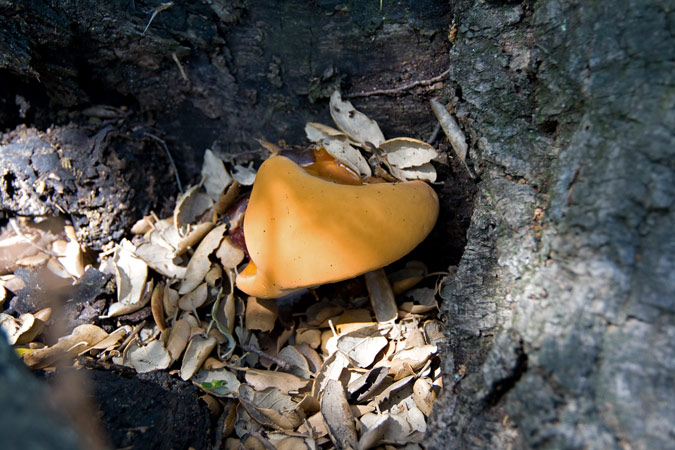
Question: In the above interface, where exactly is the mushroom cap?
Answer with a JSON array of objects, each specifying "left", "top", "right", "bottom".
[{"left": 236, "top": 155, "right": 439, "bottom": 298}]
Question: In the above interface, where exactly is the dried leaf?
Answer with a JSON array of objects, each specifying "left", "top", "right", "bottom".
[
  {"left": 178, "top": 282, "right": 208, "bottom": 311},
  {"left": 321, "top": 379, "right": 358, "bottom": 450},
  {"left": 166, "top": 318, "right": 191, "bottom": 361},
  {"left": 127, "top": 339, "right": 172, "bottom": 373},
  {"left": 390, "top": 345, "right": 437, "bottom": 376},
  {"left": 175, "top": 222, "right": 215, "bottom": 256},
  {"left": 64, "top": 227, "right": 85, "bottom": 276},
  {"left": 347, "top": 366, "right": 390, "bottom": 403},
  {"left": 231, "top": 162, "right": 257, "bottom": 186},
  {"left": 399, "top": 287, "right": 438, "bottom": 314},
  {"left": 193, "top": 368, "right": 240, "bottom": 397},
  {"left": 238, "top": 384, "right": 304, "bottom": 430},
  {"left": 400, "top": 163, "right": 437, "bottom": 183},
  {"left": 412, "top": 377, "right": 437, "bottom": 416},
  {"left": 135, "top": 239, "right": 187, "bottom": 279},
  {"left": 201, "top": 149, "right": 233, "bottom": 201},
  {"left": 23, "top": 324, "right": 108, "bottom": 369},
  {"left": 335, "top": 309, "right": 374, "bottom": 335},
  {"left": 312, "top": 351, "right": 350, "bottom": 399},
  {"left": 296, "top": 328, "right": 322, "bottom": 349},
  {"left": 245, "top": 297, "right": 278, "bottom": 332},
  {"left": 105, "top": 240, "right": 149, "bottom": 317},
  {"left": 278, "top": 345, "right": 312, "bottom": 378},
  {"left": 174, "top": 184, "right": 214, "bottom": 233},
  {"left": 295, "top": 342, "right": 323, "bottom": 373},
  {"left": 329, "top": 90, "right": 385, "bottom": 146},
  {"left": 305, "top": 122, "right": 348, "bottom": 141},
  {"left": 216, "top": 237, "right": 245, "bottom": 269},
  {"left": 337, "top": 325, "right": 388, "bottom": 368},
  {"left": 179, "top": 224, "right": 226, "bottom": 294},
  {"left": 163, "top": 285, "right": 179, "bottom": 318},
  {"left": 244, "top": 368, "right": 310, "bottom": 393},
  {"left": 180, "top": 334, "right": 217, "bottom": 380},
  {"left": 378, "top": 138, "right": 439, "bottom": 169},
  {"left": 0, "top": 312, "right": 35, "bottom": 345},
  {"left": 321, "top": 139, "right": 372, "bottom": 178},
  {"left": 151, "top": 284, "right": 166, "bottom": 330}
]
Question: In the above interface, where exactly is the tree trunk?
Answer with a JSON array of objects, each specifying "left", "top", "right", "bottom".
[
  {"left": 1, "top": 0, "right": 673, "bottom": 449},
  {"left": 428, "top": 1, "right": 675, "bottom": 449}
]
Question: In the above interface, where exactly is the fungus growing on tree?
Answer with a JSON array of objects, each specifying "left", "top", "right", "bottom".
[{"left": 235, "top": 154, "right": 439, "bottom": 298}]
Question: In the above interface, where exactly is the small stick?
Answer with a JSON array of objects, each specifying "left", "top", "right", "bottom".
[
  {"left": 144, "top": 132, "right": 183, "bottom": 193},
  {"left": 143, "top": 2, "right": 174, "bottom": 35},
  {"left": 430, "top": 98, "right": 475, "bottom": 178},
  {"left": 240, "top": 344, "right": 294, "bottom": 372},
  {"left": 347, "top": 69, "right": 450, "bottom": 99}
]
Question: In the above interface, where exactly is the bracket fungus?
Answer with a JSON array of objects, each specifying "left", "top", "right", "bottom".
[{"left": 235, "top": 155, "right": 439, "bottom": 298}]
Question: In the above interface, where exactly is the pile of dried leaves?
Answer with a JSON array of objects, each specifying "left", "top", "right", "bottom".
[{"left": 0, "top": 92, "right": 446, "bottom": 449}]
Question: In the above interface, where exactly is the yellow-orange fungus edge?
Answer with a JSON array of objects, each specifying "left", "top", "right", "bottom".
[{"left": 235, "top": 155, "right": 439, "bottom": 298}]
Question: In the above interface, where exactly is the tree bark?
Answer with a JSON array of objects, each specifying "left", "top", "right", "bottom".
[{"left": 428, "top": 1, "right": 675, "bottom": 449}]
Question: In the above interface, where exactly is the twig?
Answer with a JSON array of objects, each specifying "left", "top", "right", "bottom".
[
  {"left": 347, "top": 69, "right": 449, "bottom": 99},
  {"left": 240, "top": 344, "right": 295, "bottom": 372},
  {"left": 426, "top": 122, "right": 441, "bottom": 145},
  {"left": 430, "top": 98, "right": 475, "bottom": 178},
  {"left": 144, "top": 132, "right": 183, "bottom": 193},
  {"left": 143, "top": 2, "right": 174, "bottom": 35},
  {"left": 171, "top": 52, "right": 190, "bottom": 85}
]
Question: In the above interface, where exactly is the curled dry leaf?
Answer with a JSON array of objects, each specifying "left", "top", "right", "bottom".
[
  {"left": 163, "top": 285, "right": 179, "bottom": 318},
  {"left": 412, "top": 377, "right": 437, "bottom": 416},
  {"left": 321, "top": 379, "right": 359, "bottom": 450},
  {"left": 238, "top": 384, "right": 304, "bottom": 431},
  {"left": 329, "top": 90, "right": 385, "bottom": 147},
  {"left": 296, "top": 328, "right": 322, "bottom": 349},
  {"left": 180, "top": 334, "right": 217, "bottom": 380},
  {"left": 400, "top": 163, "right": 437, "bottom": 183},
  {"left": 231, "top": 162, "right": 257, "bottom": 186},
  {"left": 321, "top": 139, "right": 372, "bottom": 178},
  {"left": 166, "top": 318, "right": 191, "bottom": 361},
  {"left": 201, "top": 149, "right": 233, "bottom": 202},
  {"left": 245, "top": 368, "right": 310, "bottom": 394},
  {"left": 179, "top": 224, "right": 226, "bottom": 294},
  {"left": 23, "top": 324, "right": 109, "bottom": 369},
  {"left": 173, "top": 184, "right": 214, "bottom": 233},
  {"left": 245, "top": 296, "right": 278, "bottom": 332},
  {"left": 176, "top": 222, "right": 215, "bottom": 256},
  {"left": 151, "top": 284, "right": 166, "bottom": 331},
  {"left": 0, "top": 312, "right": 36, "bottom": 345},
  {"left": 390, "top": 344, "right": 437, "bottom": 376},
  {"left": 377, "top": 137, "right": 438, "bottom": 169},
  {"left": 347, "top": 366, "right": 390, "bottom": 404},
  {"left": 105, "top": 240, "right": 149, "bottom": 318},
  {"left": 312, "top": 351, "right": 350, "bottom": 400},
  {"left": 134, "top": 239, "right": 187, "bottom": 279},
  {"left": 337, "top": 325, "right": 388, "bottom": 369},
  {"left": 56, "top": 226, "right": 85, "bottom": 278},
  {"left": 127, "top": 339, "right": 172, "bottom": 373}
]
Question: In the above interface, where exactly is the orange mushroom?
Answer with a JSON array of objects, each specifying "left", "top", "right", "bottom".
[{"left": 235, "top": 154, "right": 439, "bottom": 298}]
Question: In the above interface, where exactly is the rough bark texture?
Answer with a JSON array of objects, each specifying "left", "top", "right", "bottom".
[
  {"left": 428, "top": 1, "right": 675, "bottom": 449},
  {"left": 0, "top": 0, "right": 672, "bottom": 449}
]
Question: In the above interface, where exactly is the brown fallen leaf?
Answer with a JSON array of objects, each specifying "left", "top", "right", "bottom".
[
  {"left": 238, "top": 384, "right": 304, "bottom": 431},
  {"left": 329, "top": 90, "right": 385, "bottom": 147},
  {"left": 245, "top": 296, "right": 278, "bottom": 332},
  {"left": 179, "top": 224, "right": 226, "bottom": 294},
  {"left": 180, "top": 334, "right": 217, "bottom": 380},
  {"left": 321, "top": 379, "right": 358, "bottom": 450},
  {"left": 244, "top": 368, "right": 310, "bottom": 393}
]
